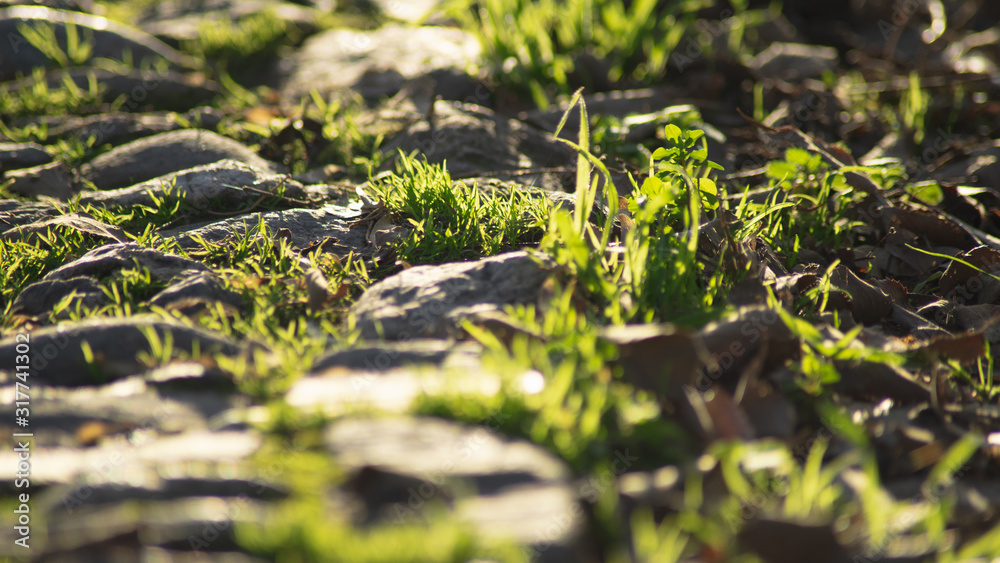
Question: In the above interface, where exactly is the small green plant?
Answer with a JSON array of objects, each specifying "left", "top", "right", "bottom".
[
  {"left": 17, "top": 20, "right": 94, "bottom": 69},
  {"left": 369, "top": 155, "right": 550, "bottom": 264},
  {"left": 901, "top": 70, "right": 929, "bottom": 145},
  {"left": 0, "top": 67, "right": 105, "bottom": 118},
  {"left": 445, "top": 0, "right": 694, "bottom": 107}
]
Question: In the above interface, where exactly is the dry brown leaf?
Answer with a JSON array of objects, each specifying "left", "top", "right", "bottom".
[
  {"left": 832, "top": 361, "right": 932, "bottom": 404},
  {"left": 829, "top": 266, "right": 893, "bottom": 324},
  {"left": 305, "top": 268, "right": 329, "bottom": 311},
  {"left": 938, "top": 245, "right": 1000, "bottom": 303},
  {"left": 910, "top": 331, "right": 986, "bottom": 363},
  {"left": 599, "top": 324, "right": 701, "bottom": 400},
  {"left": 892, "top": 207, "right": 975, "bottom": 248}
]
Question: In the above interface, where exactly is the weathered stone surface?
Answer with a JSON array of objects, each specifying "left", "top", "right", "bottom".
[
  {"left": 9, "top": 107, "right": 224, "bottom": 147},
  {"left": 0, "top": 6, "right": 191, "bottom": 81},
  {"left": 80, "top": 129, "right": 284, "bottom": 191},
  {"left": 379, "top": 101, "right": 575, "bottom": 180},
  {"left": 0, "top": 199, "right": 61, "bottom": 233},
  {"left": 143, "top": 0, "right": 327, "bottom": 47},
  {"left": 0, "top": 213, "right": 128, "bottom": 244},
  {"left": 4, "top": 160, "right": 75, "bottom": 199},
  {"left": 0, "top": 367, "right": 240, "bottom": 448},
  {"left": 326, "top": 417, "right": 588, "bottom": 562},
  {"left": 3, "top": 67, "right": 222, "bottom": 112},
  {"left": 0, "top": 428, "right": 261, "bottom": 488},
  {"left": 42, "top": 243, "right": 209, "bottom": 283},
  {"left": 288, "top": 365, "right": 498, "bottom": 415},
  {"left": 0, "top": 141, "right": 50, "bottom": 170},
  {"left": 281, "top": 24, "right": 480, "bottom": 101},
  {"left": 351, "top": 251, "right": 554, "bottom": 340},
  {"left": 164, "top": 205, "right": 369, "bottom": 256},
  {"left": 40, "top": 496, "right": 271, "bottom": 558},
  {"left": 149, "top": 271, "right": 244, "bottom": 313},
  {"left": 78, "top": 160, "right": 308, "bottom": 212},
  {"left": 0, "top": 317, "right": 248, "bottom": 385},
  {"left": 10, "top": 276, "right": 107, "bottom": 317},
  {"left": 310, "top": 339, "right": 482, "bottom": 373}
]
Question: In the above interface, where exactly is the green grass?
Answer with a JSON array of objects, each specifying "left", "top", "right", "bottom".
[
  {"left": 369, "top": 154, "right": 551, "bottom": 264},
  {"left": 443, "top": 0, "right": 702, "bottom": 108},
  {"left": 6, "top": 2, "right": 1000, "bottom": 560}
]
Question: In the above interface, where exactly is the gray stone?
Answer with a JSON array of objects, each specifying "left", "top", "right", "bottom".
[
  {"left": 379, "top": 101, "right": 575, "bottom": 180},
  {"left": 10, "top": 107, "right": 224, "bottom": 147},
  {"left": 287, "top": 364, "right": 498, "bottom": 415},
  {"left": 351, "top": 251, "right": 554, "bottom": 340},
  {"left": 281, "top": 24, "right": 480, "bottom": 101},
  {"left": 0, "top": 316, "right": 248, "bottom": 385},
  {"left": 0, "top": 213, "right": 129, "bottom": 244},
  {"left": 326, "top": 417, "right": 571, "bottom": 486},
  {"left": 78, "top": 160, "right": 309, "bottom": 212},
  {"left": 164, "top": 205, "right": 371, "bottom": 257},
  {"left": 0, "top": 141, "right": 50, "bottom": 170},
  {"left": 0, "top": 369, "right": 241, "bottom": 448},
  {"left": 10, "top": 276, "right": 107, "bottom": 317},
  {"left": 310, "top": 339, "right": 482, "bottom": 372},
  {"left": 326, "top": 417, "right": 588, "bottom": 562},
  {"left": 42, "top": 243, "right": 209, "bottom": 283},
  {"left": 18, "top": 436, "right": 274, "bottom": 561},
  {"left": 40, "top": 495, "right": 269, "bottom": 557},
  {"left": 0, "top": 6, "right": 191, "bottom": 81},
  {"left": 748, "top": 42, "right": 839, "bottom": 81},
  {"left": 149, "top": 271, "right": 244, "bottom": 313},
  {"left": 0, "top": 424, "right": 260, "bottom": 486},
  {"left": 4, "top": 160, "right": 76, "bottom": 199},
  {"left": 144, "top": 0, "right": 328, "bottom": 46},
  {"left": 80, "top": 129, "right": 284, "bottom": 191},
  {"left": 2, "top": 67, "right": 222, "bottom": 113},
  {"left": 0, "top": 199, "right": 61, "bottom": 233}
]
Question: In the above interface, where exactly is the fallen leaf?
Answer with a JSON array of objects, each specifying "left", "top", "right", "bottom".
[{"left": 305, "top": 268, "right": 329, "bottom": 311}]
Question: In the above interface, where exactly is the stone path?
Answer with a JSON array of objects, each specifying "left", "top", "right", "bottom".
[{"left": 0, "top": 2, "right": 595, "bottom": 560}]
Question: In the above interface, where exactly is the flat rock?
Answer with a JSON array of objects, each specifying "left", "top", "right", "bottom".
[
  {"left": 280, "top": 24, "right": 480, "bottom": 101},
  {"left": 11, "top": 243, "right": 239, "bottom": 319},
  {"left": 326, "top": 416, "right": 587, "bottom": 562},
  {"left": 79, "top": 129, "right": 284, "bottom": 191},
  {"left": 379, "top": 101, "right": 575, "bottom": 180},
  {"left": 288, "top": 366, "right": 498, "bottom": 416},
  {"left": 78, "top": 159, "right": 308, "bottom": 212},
  {"left": 143, "top": 0, "right": 327, "bottom": 47},
  {"left": 4, "top": 160, "right": 76, "bottom": 199},
  {"left": 310, "top": 339, "right": 482, "bottom": 373},
  {"left": 2, "top": 67, "right": 221, "bottom": 113},
  {"left": 149, "top": 271, "right": 244, "bottom": 313},
  {"left": 0, "top": 368, "right": 241, "bottom": 448},
  {"left": 0, "top": 213, "right": 128, "bottom": 244},
  {"left": 326, "top": 416, "right": 571, "bottom": 487},
  {"left": 42, "top": 243, "right": 208, "bottom": 283},
  {"left": 9, "top": 107, "right": 224, "bottom": 147},
  {"left": 0, "top": 6, "right": 191, "bottom": 81},
  {"left": 10, "top": 276, "right": 107, "bottom": 317},
  {"left": 163, "top": 205, "right": 370, "bottom": 257},
  {"left": 0, "top": 141, "right": 50, "bottom": 170},
  {"left": 0, "top": 316, "right": 248, "bottom": 385},
  {"left": 351, "top": 251, "right": 554, "bottom": 340},
  {"left": 0, "top": 199, "right": 61, "bottom": 233}
]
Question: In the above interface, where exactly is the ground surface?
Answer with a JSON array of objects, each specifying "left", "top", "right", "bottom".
[{"left": 3, "top": 0, "right": 1000, "bottom": 562}]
